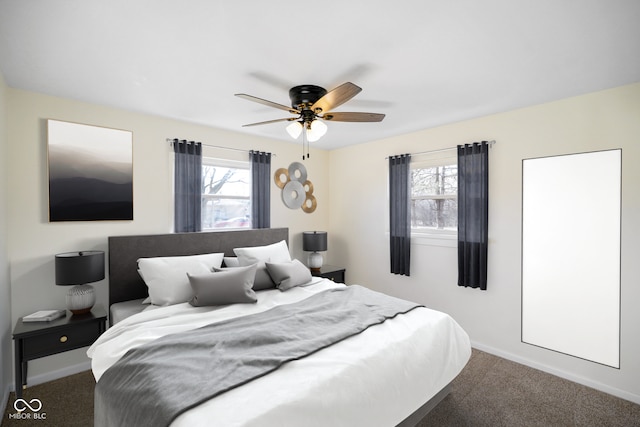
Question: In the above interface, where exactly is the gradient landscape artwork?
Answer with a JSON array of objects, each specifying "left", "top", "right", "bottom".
[{"left": 48, "top": 120, "right": 133, "bottom": 221}]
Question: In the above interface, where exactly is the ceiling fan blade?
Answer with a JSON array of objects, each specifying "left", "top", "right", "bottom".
[
  {"left": 321, "top": 112, "right": 385, "bottom": 122},
  {"left": 242, "top": 117, "right": 298, "bottom": 127},
  {"left": 311, "top": 82, "right": 362, "bottom": 114},
  {"left": 235, "top": 93, "right": 300, "bottom": 114}
]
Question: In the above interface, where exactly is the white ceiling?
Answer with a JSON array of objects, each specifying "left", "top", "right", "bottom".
[{"left": 1, "top": 0, "right": 639, "bottom": 150}]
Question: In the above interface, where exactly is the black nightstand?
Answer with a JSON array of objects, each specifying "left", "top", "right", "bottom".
[
  {"left": 312, "top": 265, "right": 346, "bottom": 283},
  {"left": 12, "top": 305, "right": 107, "bottom": 398}
]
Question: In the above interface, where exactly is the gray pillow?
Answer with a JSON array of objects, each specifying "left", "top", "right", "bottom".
[
  {"left": 252, "top": 261, "right": 277, "bottom": 290},
  {"left": 188, "top": 264, "right": 257, "bottom": 307},
  {"left": 265, "top": 259, "right": 313, "bottom": 291},
  {"left": 212, "top": 261, "right": 276, "bottom": 291},
  {"left": 214, "top": 261, "right": 276, "bottom": 291}
]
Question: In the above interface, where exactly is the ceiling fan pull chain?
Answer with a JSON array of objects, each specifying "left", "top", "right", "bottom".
[{"left": 302, "top": 125, "right": 307, "bottom": 160}]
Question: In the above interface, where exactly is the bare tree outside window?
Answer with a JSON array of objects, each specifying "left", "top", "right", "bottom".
[
  {"left": 201, "top": 159, "right": 251, "bottom": 229},
  {"left": 411, "top": 164, "right": 457, "bottom": 230}
]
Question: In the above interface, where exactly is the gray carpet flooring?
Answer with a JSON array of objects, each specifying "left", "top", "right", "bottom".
[
  {"left": 2, "top": 348, "right": 639, "bottom": 426},
  {"left": 420, "top": 349, "right": 640, "bottom": 427},
  {"left": 2, "top": 369, "right": 94, "bottom": 427}
]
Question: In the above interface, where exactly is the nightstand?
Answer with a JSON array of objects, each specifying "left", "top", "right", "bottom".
[
  {"left": 12, "top": 305, "right": 107, "bottom": 398},
  {"left": 312, "top": 265, "right": 346, "bottom": 283}
]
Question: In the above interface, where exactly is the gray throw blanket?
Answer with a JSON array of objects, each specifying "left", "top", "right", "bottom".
[{"left": 94, "top": 285, "right": 422, "bottom": 427}]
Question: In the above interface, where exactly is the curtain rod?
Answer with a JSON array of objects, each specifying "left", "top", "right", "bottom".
[
  {"left": 166, "top": 138, "right": 276, "bottom": 156},
  {"left": 385, "top": 140, "right": 496, "bottom": 159}
]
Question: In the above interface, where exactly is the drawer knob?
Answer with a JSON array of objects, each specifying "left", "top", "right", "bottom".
[{"left": 59, "top": 336, "right": 68, "bottom": 343}]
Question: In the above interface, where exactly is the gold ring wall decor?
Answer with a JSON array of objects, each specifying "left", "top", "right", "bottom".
[
  {"left": 302, "top": 194, "right": 317, "bottom": 213},
  {"left": 302, "top": 180, "right": 313, "bottom": 195},
  {"left": 274, "top": 168, "right": 289, "bottom": 189},
  {"left": 275, "top": 162, "right": 317, "bottom": 213}
]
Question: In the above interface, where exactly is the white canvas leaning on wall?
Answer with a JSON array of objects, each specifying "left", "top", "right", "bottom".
[
  {"left": 522, "top": 149, "right": 621, "bottom": 368},
  {"left": 47, "top": 119, "right": 133, "bottom": 221}
]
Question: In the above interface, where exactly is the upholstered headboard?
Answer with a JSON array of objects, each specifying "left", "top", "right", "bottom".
[{"left": 108, "top": 228, "right": 289, "bottom": 307}]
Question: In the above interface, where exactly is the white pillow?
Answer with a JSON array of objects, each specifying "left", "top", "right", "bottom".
[
  {"left": 137, "top": 253, "right": 224, "bottom": 306},
  {"left": 233, "top": 240, "right": 291, "bottom": 266},
  {"left": 137, "top": 269, "right": 152, "bottom": 304}
]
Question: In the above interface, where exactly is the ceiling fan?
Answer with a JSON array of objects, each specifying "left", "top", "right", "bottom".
[{"left": 235, "top": 82, "right": 385, "bottom": 157}]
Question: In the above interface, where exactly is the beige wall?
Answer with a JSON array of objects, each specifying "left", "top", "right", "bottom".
[
  {"left": 6, "top": 88, "right": 330, "bottom": 383},
  {"left": 4, "top": 81, "right": 639, "bottom": 403},
  {"left": 0, "top": 69, "right": 12, "bottom": 403},
  {"left": 328, "top": 83, "right": 640, "bottom": 403}
]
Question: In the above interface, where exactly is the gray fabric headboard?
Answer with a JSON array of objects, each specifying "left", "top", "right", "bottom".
[{"left": 108, "top": 228, "right": 289, "bottom": 307}]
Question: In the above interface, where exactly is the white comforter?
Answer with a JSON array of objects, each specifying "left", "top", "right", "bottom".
[{"left": 88, "top": 279, "right": 471, "bottom": 427}]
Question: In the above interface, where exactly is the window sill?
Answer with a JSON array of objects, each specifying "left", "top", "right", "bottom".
[
  {"left": 411, "top": 231, "right": 457, "bottom": 248},
  {"left": 201, "top": 226, "right": 251, "bottom": 232}
]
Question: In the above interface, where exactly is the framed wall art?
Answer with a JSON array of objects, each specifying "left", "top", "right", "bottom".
[{"left": 47, "top": 119, "right": 133, "bottom": 221}]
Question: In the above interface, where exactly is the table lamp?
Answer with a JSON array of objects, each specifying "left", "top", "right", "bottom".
[
  {"left": 55, "top": 251, "right": 104, "bottom": 315},
  {"left": 303, "top": 231, "right": 327, "bottom": 272}
]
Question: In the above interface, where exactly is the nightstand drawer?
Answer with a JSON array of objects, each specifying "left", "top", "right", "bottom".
[
  {"left": 22, "top": 322, "right": 102, "bottom": 360},
  {"left": 322, "top": 270, "right": 344, "bottom": 282}
]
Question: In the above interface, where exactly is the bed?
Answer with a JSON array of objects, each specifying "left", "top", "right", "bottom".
[{"left": 88, "top": 228, "right": 471, "bottom": 427}]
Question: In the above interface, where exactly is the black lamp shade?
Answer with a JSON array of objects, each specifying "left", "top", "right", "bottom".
[
  {"left": 55, "top": 251, "right": 105, "bottom": 286},
  {"left": 303, "top": 231, "right": 327, "bottom": 252}
]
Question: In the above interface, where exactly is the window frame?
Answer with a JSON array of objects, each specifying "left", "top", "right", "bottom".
[
  {"left": 409, "top": 155, "right": 458, "bottom": 246},
  {"left": 201, "top": 156, "right": 251, "bottom": 231}
]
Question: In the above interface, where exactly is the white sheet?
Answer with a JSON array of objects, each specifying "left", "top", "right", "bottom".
[
  {"left": 109, "top": 298, "right": 148, "bottom": 325},
  {"left": 88, "top": 279, "right": 471, "bottom": 427}
]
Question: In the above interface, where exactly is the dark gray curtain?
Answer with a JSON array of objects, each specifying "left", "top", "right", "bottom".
[
  {"left": 250, "top": 150, "right": 271, "bottom": 229},
  {"left": 389, "top": 154, "right": 411, "bottom": 276},
  {"left": 173, "top": 139, "right": 202, "bottom": 233},
  {"left": 457, "top": 142, "right": 489, "bottom": 289}
]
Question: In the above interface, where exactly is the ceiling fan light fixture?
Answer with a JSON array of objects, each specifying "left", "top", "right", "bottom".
[
  {"left": 306, "top": 119, "right": 328, "bottom": 142},
  {"left": 286, "top": 121, "right": 303, "bottom": 139},
  {"left": 236, "top": 81, "right": 383, "bottom": 148}
]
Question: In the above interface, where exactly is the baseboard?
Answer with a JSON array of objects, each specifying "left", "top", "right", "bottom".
[
  {"left": 9, "top": 361, "right": 92, "bottom": 392},
  {"left": 471, "top": 341, "right": 640, "bottom": 405}
]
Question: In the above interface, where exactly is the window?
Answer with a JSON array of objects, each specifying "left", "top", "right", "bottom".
[
  {"left": 410, "top": 161, "right": 458, "bottom": 233},
  {"left": 201, "top": 158, "right": 251, "bottom": 230}
]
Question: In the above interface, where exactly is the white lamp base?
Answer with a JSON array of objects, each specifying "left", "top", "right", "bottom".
[
  {"left": 308, "top": 252, "right": 324, "bottom": 272},
  {"left": 66, "top": 284, "right": 95, "bottom": 315}
]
